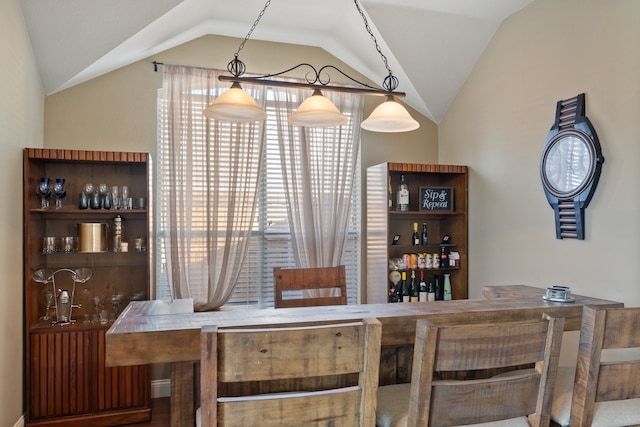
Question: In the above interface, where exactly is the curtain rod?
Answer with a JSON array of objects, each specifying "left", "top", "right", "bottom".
[{"left": 152, "top": 61, "right": 217, "bottom": 73}]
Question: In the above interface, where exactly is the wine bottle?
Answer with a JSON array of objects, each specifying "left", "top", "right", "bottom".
[
  {"left": 412, "top": 222, "right": 420, "bottom": 246},
  {"left": 396, "top": 174, "right": 409, "bottom": 211},
  {"left": 435, "top": 275, "right": 444, "bottom": 301},
  {"left": 419, "top": 270, "right": 427, "bottom": 302},
  {"left": 427, "top": 275, "right": 436, "bottom": 301},
  {"left": 421, "top": 223, "right": 428, "bottom": 246},
  {"left": 401, "top": 271, "right": 410, "bottom": 303},
  {"left": 410, "top": 270, "right": 419, "bottom": 302}
]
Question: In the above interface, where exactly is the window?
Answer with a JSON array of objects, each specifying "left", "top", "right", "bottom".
[{"left": 156, "top": 88, "right": 360, "bottom": 307}]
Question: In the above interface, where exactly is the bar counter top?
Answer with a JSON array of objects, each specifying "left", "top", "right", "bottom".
[{"left": 106, "top": 285, "right": 622, "bottom": 367}]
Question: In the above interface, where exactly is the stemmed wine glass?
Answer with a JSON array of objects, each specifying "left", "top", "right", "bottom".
[
  {"left": 98, "top": 183, "right": 110, "bottom": 209},
  {"left": 40, "top": 289, "right": 54, "bottom": 321},
  {"left": 53, "top": 178, "right": 66, "bottom": 209},
  {"left": 82, "top": 182, "right": 94, "bottom": 197},
  {"left": 36, "top": 178, "right": 52, "bottom": 209}
]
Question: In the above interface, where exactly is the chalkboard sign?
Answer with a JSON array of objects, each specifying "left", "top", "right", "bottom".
[{"left": 420, "top": 187, "right": 454, "bottom": 211}]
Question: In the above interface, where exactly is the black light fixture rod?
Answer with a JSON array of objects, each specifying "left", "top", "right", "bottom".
[{"left": 218, "top": 75, "right": 406, "bottom": 98}]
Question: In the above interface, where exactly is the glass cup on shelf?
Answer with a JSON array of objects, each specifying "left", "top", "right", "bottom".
[
  {"left": 122, "top": 185, "right": 131, "bottom": 210},
  {"left": 53, "top": 178, "right": 66, "bottom": 209},
  {"left": 110, "top": 186, "right": 119, "bottom": 210},
  {"left": 36, "top": 177, "right": 52, "bottom": 209},
  {"left": 42, "top": 236, "right": 57, "bottom": 254},
  {"left": 97, "top": 183, "right": 109, "bottom": 209}
]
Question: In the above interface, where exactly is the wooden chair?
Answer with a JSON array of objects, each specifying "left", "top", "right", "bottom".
[
  {"left": 376, "top": 313, "right": 564, "bottom": 427},
  {"left": 198, "top": 317, "right": 381, "bottom": 427},
  {"left": 550, "top": 305, "right": 640, "bottom": 427},
  {"left": 273, "top": 265, "right": 347, "bottom": 308}
]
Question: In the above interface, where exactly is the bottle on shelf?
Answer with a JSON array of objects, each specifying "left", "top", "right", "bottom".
[
  {"left": 419, "top": 270, "right": 427, "bottom": 302},
  {"left": 401, "top": 271, "right": 410, "bottom": 303},
  {"left": 427, "top": 275, "right": 436, "bottom": 301},
  {"left": 389, "top": 281, "right": 398, "bottom": 303},
  {"left": 440, "top": 245, "right": 448, "bottom": 270},
  {"left": 113, "top": 214, "right": 123, "bottom": 252},
  {"left": 410, "top": 270, "right": 419, "bottom": 302},
  {"left": 443, "top": 273, "right": 452, "bottom": 301},
  {"left": 421, "top": 223, "right": 428, "bottom": 246},
  {"left": 433, "top": 253, "right": 440, "bottom": 269},
  {"left": 412, "top": 222, "right": 420, "bottom": 246},
  {"left": 396, "top": 174, "right": 409, "bottom": 211},
  {"left": 435, "top": 275, "right": 444, "bottom": 301}
]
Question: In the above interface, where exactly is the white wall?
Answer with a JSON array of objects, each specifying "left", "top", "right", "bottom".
[
  {"left": 439, "top": 0, "right": 640, "bottom": 363},
  {"left": 0, "top": 0, "right": 44, "bottom": 424}
]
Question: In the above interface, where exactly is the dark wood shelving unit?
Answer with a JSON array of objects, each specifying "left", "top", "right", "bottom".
[
  {"left": 366, "top": 162, "right": 468, "bottom": 303},
  {"left": 23, "top": 148, "right": 152, "bottom": 426}
]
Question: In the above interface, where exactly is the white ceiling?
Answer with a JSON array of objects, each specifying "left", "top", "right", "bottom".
[{"left": 19, "top": 0, "right": 533, "bottom": 123}]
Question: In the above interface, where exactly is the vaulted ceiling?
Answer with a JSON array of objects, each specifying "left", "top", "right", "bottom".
[{"left": 20, "top": 0, "right": 533, "bottom": 123}]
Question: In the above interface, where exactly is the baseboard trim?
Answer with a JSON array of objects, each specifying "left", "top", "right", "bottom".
[
  {"left": 13, "top": 415, "right": 24, "bottom": 427},
  {"left": 152, "top": 378, "right": 171, "bottom": 398}
]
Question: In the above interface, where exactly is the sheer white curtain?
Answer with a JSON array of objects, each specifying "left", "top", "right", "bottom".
[
  {"left": 160, "top": 65, "right": 266, "bottom": 311},
  {"left": 273, "top": 88, "right": 363, "bottom": 268}
]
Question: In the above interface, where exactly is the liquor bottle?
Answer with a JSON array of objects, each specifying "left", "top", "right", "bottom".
[
  {"left": 443, "top": 273, "right": 452, "bottom": 301},
  {"left": 440, "top": 245, "right": 448, "bottom": 270},
  {"left": 412, "top": 222, "right": 420, "bottom": 246},
  {"left": 419, "top": 270, "right": 427, "bottom": 302},
  {"left": 435, "top": 275, "right": 444, "bottom": 301},
  {"left": 421, "top": 223, "right": 428, "bottom": 246},
  {"left": 427, "top": 275, "right": 436, "bottom": 301},
  {"left": 410, "top": 270, "right": 419, "bottom": 302},
  {"left": 401, "top": 271, "right": 410, "bottom": 303},
  {"left": 396, "top": 174, "right": 409, "bottom": 211}
]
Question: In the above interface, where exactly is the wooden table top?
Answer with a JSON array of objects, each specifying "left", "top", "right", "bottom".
[{"left": 105, "top": 285, "right": 622, "bottom": 367}]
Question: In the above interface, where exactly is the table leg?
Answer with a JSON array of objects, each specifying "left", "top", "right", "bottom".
[{"left": 171, "top": 361, "right": 196, "bottom": 426}]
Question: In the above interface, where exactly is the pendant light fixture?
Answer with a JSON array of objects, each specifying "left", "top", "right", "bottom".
[{"left": 204, "top": 0, "right": 419, "bottom": 133}]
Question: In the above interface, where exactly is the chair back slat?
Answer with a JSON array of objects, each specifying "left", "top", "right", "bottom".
[
  {"left": 274, "top": 265, "right": 347, "bottom": 308},
  {"left": 218, "top": 387, "right": 361, "bottom": 426},
  {"left": 597, "top": 361, "right": 640, "bottom": 401},
  {"left": 217, "top": 322, "right": 366, "bottom": 382},
  {"left": 430, "top": 374, "right": 540, "bottom": 426},
  {"left": 602, "top": 307, "right": 640, "bottom": 348},
  {"left": 432, "top": 320, "right": 550, "bottom": 371}
]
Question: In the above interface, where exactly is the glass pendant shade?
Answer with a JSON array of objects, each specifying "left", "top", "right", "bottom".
[
  {"left": 361, "top": 96, "right": 420, "bottom": 133},
  {"left": 288, "top": 89, "right": 348, "bottom": 127},
  {"left": 203, "top": 82, "right": 267, "bottom": 122}
]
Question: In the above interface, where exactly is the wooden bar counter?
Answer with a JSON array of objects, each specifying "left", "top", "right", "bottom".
[{"left": 106, "top": 285, "right": 622, "bottom": 426}]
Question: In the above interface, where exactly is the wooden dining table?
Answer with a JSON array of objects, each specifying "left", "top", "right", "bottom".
[{"left": 105, "top": 285, "right": 623, "bottom": 426}]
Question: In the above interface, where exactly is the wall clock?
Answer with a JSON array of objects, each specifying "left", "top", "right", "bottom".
[{"left": 540, "top": 93, "right": 604, "bottom": 240}]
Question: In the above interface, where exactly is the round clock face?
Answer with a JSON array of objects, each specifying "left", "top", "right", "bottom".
[{"left": 542, "top": 130, "right": 595, "bottom": 198}]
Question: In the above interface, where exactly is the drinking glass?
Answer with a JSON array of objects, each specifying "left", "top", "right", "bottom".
[
  {"left": 97, "top": 183, "right": 109, "bottom": 209},
  {"left": 40, "top": 289, "right": 54, "bottom": 321},
  {"left": 122, "top": 185, "right": 131, "bottom": 210},
  {"left": 82, "top": 182, "right": 94, "bottom": 196},
  {"left": 110, "top": 185, "right": 119, "bottom": 210},
  {"left": 53, "top": 178, "right": 66, "bottom": 209},
  {"left": 36, "top": 178, "right": 52, "bottom": 209}
]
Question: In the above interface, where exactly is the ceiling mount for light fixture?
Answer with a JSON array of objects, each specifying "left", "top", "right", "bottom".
[{"left": 203, "top": 0, "right": 420, "bottom": 132}]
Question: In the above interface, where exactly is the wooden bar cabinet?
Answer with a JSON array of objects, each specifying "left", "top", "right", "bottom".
[{"left": 23, "top": 148, "right": 151, "bottom": 426}]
